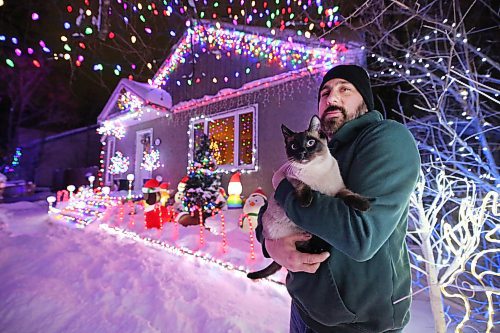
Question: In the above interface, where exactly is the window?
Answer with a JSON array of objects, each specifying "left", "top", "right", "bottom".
[{"left": 189, "top": 105, "right": 258, "bottom": 171}]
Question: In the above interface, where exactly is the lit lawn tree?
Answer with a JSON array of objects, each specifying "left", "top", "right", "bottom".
[
  {"left": 336, "top": 0, "right": 499, "bottom": 331},
  {"left": 408, "top": 166, "right": 498, "bottom": 332},
  {"left": 182, "top": 133, "right": 222, "bottom": 222}
]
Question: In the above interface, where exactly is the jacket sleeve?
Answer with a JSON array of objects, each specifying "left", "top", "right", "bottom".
[{"left": 274, "top": 122, "right": 420, "bottom": 262}]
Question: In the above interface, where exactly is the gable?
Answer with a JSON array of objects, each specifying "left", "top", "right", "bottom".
[{"left": 98, "top": 79, "right": 172, "bottom": 125}]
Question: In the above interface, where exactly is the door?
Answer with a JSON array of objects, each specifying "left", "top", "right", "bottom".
[{"left": 135, "top": 128, "right": 153, "bottom": 189}]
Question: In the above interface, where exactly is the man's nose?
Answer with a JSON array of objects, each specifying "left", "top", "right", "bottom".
[{"left": 326, "top": 92, "right": 339, "bottom": 106}]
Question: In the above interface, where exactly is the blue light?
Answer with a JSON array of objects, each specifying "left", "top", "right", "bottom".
[{"left": 64, "top": 22, "right": 71, "bottom": 29}]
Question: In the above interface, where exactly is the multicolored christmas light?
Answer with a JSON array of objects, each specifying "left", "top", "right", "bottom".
[
  {"left": 108, "top": 151, "right": 130, "bottom": 175},
  {"left": 141, "top": 149, "right": 160, "bottom": 171},
  {"left": 97, "top": 121, "right": 126, "bottom": 139}
]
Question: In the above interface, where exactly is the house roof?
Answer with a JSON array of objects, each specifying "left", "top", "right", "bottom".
[
  {"left": 98, "top": 20, "right": 364, "bottom": 125},
  {"left": 97, "top": 79, "right": 172, "bottom": 123}
]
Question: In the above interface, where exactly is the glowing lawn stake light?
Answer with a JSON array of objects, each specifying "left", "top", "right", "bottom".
[
  {"left": 46, "top": 196, "right": 56, "bottom": 212},
  {"left": 126, "top": 174, "right": 135, "bottom": 198},
  {"left": 66, "top": 185, "right": 76, "bottom": 198},
  {"left": 88, "top": 175, "right": 95, "bottom": 189}
]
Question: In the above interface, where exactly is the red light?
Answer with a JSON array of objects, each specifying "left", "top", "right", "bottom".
[
  {"left": 79, "top": 42, "right": 86, "bottom": 49},
  {"left": 320, "top": 21, "right": 326, "bottom": 28},
  {"left": 76, "top": 60, "right": 81, "bottom": 67},
  {"left": 108, "top": 32, "right": 115, "bottom": 39},
  {"left": 32, "top": 60, "right": 41, "bottom": 68},
  {"left": 67, "top": 5, "right": 73, "bottom": 13}
]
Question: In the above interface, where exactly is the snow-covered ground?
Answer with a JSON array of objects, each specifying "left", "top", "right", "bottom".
[{"left": 0, "top": 200, "right": 454, "bottom": 333}]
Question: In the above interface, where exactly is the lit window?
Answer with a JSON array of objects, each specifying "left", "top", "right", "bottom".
[{"left": 190, "top": 105, "right": 258, "bottom": 170}]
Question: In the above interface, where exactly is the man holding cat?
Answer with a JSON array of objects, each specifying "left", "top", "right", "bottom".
[{"left": 259, "top": 64, "right": 421, "bottom": 333}]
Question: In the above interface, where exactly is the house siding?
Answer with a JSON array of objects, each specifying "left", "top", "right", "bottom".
[{"left": 113, "top": 74, "right": 322, "bottom": 197}]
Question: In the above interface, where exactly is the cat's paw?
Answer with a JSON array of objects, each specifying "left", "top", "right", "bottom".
[
  {"left": 343, "top": 195, "right": 371, "bottom": 211},
  {"left": 296, "top": 185, "right": 313, "bottom": 207}
]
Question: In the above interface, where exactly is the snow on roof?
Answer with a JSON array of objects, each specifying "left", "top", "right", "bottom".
[{"left": 98, "top": 79, "right": 172, "bottom": 123}]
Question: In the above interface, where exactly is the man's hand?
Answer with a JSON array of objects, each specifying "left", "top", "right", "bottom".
[{"left": 265, "top": 233, "right": 330, "bottom": 273}]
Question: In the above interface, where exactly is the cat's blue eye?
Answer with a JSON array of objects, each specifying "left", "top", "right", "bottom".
[{"left": 307, "top": 139, "right": 315, "bottom": 147}]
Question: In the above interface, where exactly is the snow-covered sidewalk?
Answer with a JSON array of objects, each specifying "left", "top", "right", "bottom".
[{"left": 0, "top": 201, "right": 445, "bottom": 333}]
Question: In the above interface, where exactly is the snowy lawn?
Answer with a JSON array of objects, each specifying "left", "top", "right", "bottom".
[{"left": 0, "top": 201, "right": 451, "bottom": 333}]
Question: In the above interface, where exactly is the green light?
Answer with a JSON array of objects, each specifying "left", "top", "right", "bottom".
[
  {"left": 114, "top": 69, "right": 120, "bottom": 76},
  {"left": 214, "top": 2, "right": 219, "bottom": 7},
  {"left": 271, "top": 13, "right": 275, "bottom": 20},
  {"left": 6, "top": 59, "right": 14, "bottom": 68},
  {"left": 266, "top": 20, "right": 271, "bottom": 28},
  {"left": 290, "top": 13, "right": 295, "bottom": 19},
  {"left": 245, "top": 67, "right": 250, "bottom": 74},
  {"left": 333, "top": 6, "right": 339, "bottom": 13},
  {"left": 85, "top": 27, "right": 93, "bottom": 35},
  {"left": 318, "top": 6, "right": 323, "bottom": 15},
  {"left": 140, "top": 15, "right": 146, "bottom": 23},
  {"left": 200, "top": 11, "right": 205, "bottom": 18},
  {"left": 64, "top": 44, "right": 71, "bottom": 52}
]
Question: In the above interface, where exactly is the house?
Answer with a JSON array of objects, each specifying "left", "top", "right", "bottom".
[{"left": 97, "top": 20, "right": 365, "bottom": 197}]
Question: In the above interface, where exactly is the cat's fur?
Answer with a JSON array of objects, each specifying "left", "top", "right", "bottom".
[{"left": 247, "top": 115, "right": 370, "bottom": 280}]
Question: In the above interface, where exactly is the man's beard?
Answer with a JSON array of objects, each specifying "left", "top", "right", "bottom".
[{"left": 320, "top": 102, "right": 367, "bottom": 139}]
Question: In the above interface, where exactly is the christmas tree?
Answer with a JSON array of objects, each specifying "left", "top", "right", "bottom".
[{"left": 182, "top": 134, "right": 222, "bottom": 220}]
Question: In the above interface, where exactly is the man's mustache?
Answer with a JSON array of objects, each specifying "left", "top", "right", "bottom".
[{"left": 323, "top": 105, "right": 346, "bottom": 115}]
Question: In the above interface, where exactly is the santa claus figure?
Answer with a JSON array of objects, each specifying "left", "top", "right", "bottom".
[
  {"left": 241, "top": 187, "right": 267, "bottom": 232},
  {"left": 142, "top": 179, "right": 162, "bottom": 229}
]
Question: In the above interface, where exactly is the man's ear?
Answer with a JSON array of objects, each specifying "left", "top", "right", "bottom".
[{"left": 281, "top": 124, "right": 294, "bottom": 138}]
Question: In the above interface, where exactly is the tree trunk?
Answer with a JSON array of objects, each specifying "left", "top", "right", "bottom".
[{"left": 422, "top": 234, "right": 447, "bottom": 333}]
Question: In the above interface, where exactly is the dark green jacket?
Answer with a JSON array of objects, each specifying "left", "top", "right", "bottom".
[{"left": 269, "top": 111, "right": 420, "bottom": 333}]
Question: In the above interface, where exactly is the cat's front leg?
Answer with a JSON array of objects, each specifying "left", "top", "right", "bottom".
[{"left": 294, "top": 181, "right": 314, "bottom": 207}]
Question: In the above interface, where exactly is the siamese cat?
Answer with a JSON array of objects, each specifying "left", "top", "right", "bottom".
[{"left": 247, "top": 115, "right": 370, "bottom": 280}]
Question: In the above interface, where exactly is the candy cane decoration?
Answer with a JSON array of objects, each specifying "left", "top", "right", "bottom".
[
  {"left": 198, "top": 207, "right": 205, "bottom": 247},
  {"left": 248, "top": 217, "right": 255, "bottom": 260}
]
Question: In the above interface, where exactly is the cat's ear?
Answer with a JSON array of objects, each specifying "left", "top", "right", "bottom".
[
  {"left": 281, "top": 124, "right": 294, "bottom": 138},
  {"left": 308, "top": 115, "right": 321, "bottom": 133}
]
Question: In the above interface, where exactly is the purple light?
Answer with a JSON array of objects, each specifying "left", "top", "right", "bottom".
[
  {"left": 27, "top": 48, "right": 34, "bottom": 54},
  {"left": 39, "top": 40, "right": 46, "bottom": 48},
  {"left": 145, "top": 27, "right": 152, "bottom": 34},
  {"left": 15, "top": 48, "right": 22, "bottom": 56},
  {"left": 32, "top": 13, "right": 39, "bottom": 21}
]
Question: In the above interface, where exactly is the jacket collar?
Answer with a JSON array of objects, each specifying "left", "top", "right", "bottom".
[{"left": 328, "top": 111, "right": 383, "bottom": 147}]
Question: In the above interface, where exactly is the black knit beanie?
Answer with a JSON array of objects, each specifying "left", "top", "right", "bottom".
[{"left": 318, "top": 64, "right": 374, "bottom": 112}]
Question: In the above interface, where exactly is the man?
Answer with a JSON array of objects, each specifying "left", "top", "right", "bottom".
[{"left": 258, "top": 64, "right": 421, "bottom": 333}]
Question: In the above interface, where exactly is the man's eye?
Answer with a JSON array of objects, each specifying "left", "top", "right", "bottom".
[{"left": 307, "top": 139, "right": 315, "bottom": 147}]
